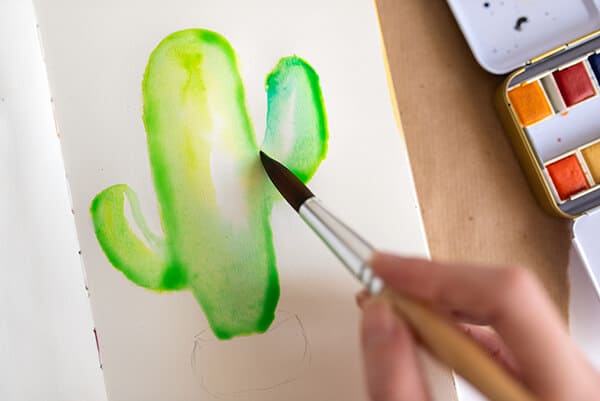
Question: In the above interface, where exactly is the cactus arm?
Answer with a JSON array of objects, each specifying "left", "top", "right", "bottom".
[
  {"left": 90, "top": 184, "right": 179, "bottom": 290},
  {"left": 261, "top": 56, "right": 328, "bottom": 183}
]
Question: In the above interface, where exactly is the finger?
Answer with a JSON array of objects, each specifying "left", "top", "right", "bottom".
[
  {"left": 458, "top": 324, "right": 521, "bottom": 377},
  {"left": 361, "top": 298, "right": 430, "bottom": 401},
  {"left": 371, "top": 253, "right": 578, "bottom": 396}
]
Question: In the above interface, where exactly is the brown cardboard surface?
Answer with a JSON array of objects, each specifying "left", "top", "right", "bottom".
[{"left": 376, "top": 0, "right": 571, "bottom": 317}]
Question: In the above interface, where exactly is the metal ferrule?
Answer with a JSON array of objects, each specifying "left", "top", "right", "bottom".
[{"left": 298, "top": 197, "right": 383, "bottom": 294}]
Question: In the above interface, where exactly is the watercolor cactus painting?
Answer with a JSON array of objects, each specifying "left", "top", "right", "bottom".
[{"left": 90, "top": 29, "right": 328, "bottom": 340}]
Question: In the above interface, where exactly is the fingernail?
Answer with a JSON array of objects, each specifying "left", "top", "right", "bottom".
[
  {"left": 371, "top": 251, "right": 404, "bottom": 265},
  {"left": 355, "top": 290, "right": 370, "bottom": 308},
  {"left": 370, "top": 252, "right": 411, "bottom": 277},
  {"left": 363, "top": 299, "right": 396, "bottom": 346}
]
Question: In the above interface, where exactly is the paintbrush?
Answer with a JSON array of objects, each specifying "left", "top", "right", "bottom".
[{"left": 259, "top": 151, "right": 537, "bottom": 401}]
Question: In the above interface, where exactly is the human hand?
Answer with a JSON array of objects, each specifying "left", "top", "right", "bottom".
[{"left": 357, "top": 253, "right": 600, "bottom": 401}]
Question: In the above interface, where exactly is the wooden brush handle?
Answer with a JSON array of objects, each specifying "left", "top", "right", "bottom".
[{"left": 380, "top": 289, "right": 538, "bottom": 401}]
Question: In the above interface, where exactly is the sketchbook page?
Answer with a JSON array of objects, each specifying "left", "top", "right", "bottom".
[
  {"left": 0, "top": 1, "right": 107, "bottom": 400},
  {"left": 33, "top": 1, "right": 456, "bottom": 400}
]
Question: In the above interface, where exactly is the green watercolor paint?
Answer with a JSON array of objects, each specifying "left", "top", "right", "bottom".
[{"left": 90, "top": 29, "right": 328, "bottom": 339}]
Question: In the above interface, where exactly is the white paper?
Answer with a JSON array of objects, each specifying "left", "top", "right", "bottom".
[
  {"left": 32, "top": 1, "right": 457, "bottom": 400},
  {"left": 0, "top": 1, "right": 106, "bottom": 400}
]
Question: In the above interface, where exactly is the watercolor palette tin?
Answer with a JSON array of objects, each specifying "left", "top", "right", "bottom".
[{"left": 446, "top": 0, "right": 600, "bottom": 294}]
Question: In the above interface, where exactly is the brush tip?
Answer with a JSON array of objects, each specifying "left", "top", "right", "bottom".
[
  {"left": 258, "top": 150, "right": 314, "bottom": 212},
  {"left": 259, "top": 151, "right": 274, "bottom": 173}
]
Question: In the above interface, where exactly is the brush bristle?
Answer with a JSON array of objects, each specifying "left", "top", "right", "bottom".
[{"left": 259, "top": 151, "right": 314, "bottom": 211}]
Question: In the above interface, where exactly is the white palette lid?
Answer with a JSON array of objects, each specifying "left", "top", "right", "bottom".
[
  {"left": 446, "top": 0, "right": 600, "bottom": 74},
  {"left": 574, "top": 209, "right": 600, "bottom": 298}
]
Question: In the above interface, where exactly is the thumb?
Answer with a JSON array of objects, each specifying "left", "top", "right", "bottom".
[{"left": 361, "top": 298, "right": 430, "bottom": 401}]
